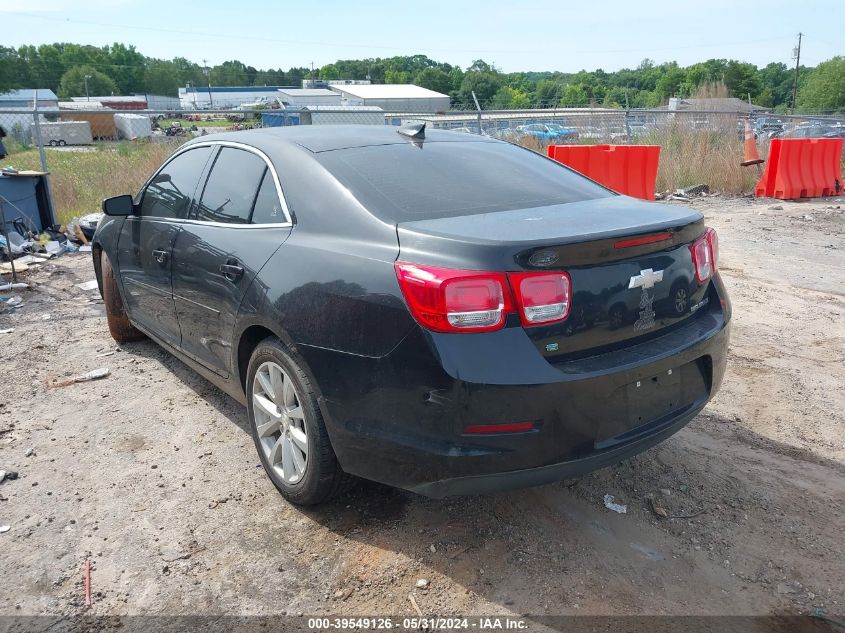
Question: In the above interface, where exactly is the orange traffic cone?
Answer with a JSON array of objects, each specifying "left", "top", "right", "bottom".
[{"left": 740, "top": 119, "right": 763, "bottom": 167}]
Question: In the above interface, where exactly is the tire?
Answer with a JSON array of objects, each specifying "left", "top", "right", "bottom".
[
  {"left": 247, "top": 338, "right": 353, "bottom": 505},
  {"left": 100, "top": 253, "right": 145, "bottom": 343}
]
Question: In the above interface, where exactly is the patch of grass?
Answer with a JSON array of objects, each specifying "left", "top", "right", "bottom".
[
  {"left": 642, "top": 124, "right": 759, "bottom": 195},
  {"left": 516, "top": 125, "right": 759, "bottom": 195},
  {"left": 4, "top": 139, "right": 185, "bottom": 224},
  {"left": 159, "top": 117, "right": 232, "bottom": 128}
]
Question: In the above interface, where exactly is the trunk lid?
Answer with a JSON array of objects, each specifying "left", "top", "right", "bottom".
[{"left": 396, "top": 196, "right": 711, "bottom": 357}]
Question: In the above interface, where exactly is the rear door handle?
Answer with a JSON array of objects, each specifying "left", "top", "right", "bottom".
[
  {"left": 219, "top": 260, "right": 244, "bottom": 282},
  {"left": 152, "top": 249, "right": 169, "bottom": 264}
]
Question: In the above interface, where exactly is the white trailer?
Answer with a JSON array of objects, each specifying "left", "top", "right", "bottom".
[
  {"left": 114, "top": 113, "right": 152, "bottom": 140},
  {"left": 38, "top": 121, "right": 93, "bottom": 146}
]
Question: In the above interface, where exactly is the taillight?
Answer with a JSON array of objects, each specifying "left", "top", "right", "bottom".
[
  {"left": 707, "top": 228, "right": 718, "bottom": 269},
  {"left": 394, "top": 263, "right": 573, "bottom": 333},
  {"left": 691, "top": 228, "right": 718, "bottom": 283},
  {"left": 394, "top": 263, "right": 511, "bottom": 333},
  {"left": 508, "top": 272, "right": 571, "bottom": 326}
]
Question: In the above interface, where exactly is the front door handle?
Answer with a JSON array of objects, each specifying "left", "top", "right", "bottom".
[
  {"left": 152, "top": 249, "right": 169, "bottom": 265},
  {"left": 220, "top": 260, "right": 244, "bottom": 282}
]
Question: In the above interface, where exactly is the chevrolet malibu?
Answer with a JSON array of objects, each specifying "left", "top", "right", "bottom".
[{"left": 93, "top": 124, "right": 730, "bottom": 505}]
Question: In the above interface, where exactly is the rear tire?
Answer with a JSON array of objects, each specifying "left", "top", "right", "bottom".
[
  {"left": 247, "top": 338, "right": 354, "bottom": 505},
  {"left": 100, "top": 253, "right": 145, "bottom": 343}
]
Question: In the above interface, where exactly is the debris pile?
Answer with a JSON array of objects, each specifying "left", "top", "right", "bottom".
[{"left": 0, "top": 203, "right": 102, "bottom": 284}]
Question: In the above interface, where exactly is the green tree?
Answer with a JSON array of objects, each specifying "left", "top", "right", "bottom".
[
  {"left": 384, "top": 68, "right": 410, "bottom": 84},
  {"left": 758, "top": 62, "right": 795, "bottom": 108},
  {"left": 560, "top": 83, "right": 588, "bottom": 106},
  {"left": 58, "top": 65, "right": 118, "bottom": 99},
  {"left": 798, "top": 56, "right": 845, "bottom": 112},
  {"left": 107, "top": 42, "right": 145, "bottom": 94},
  {"left": 0, "top": 46, "right": 25, "bottom": 92},
  {"left": 144, "top": 60, "right": 180, "bottom": 96},
  {"left": 255, "top": 68, "right": 287, "bottom": 86},
  {"left": 491, "top": 86, "right": 530, "bottom": 109},
  {"left": 210, "top": 60, "right": 248, "bottom": 86},
  {"left": 723, "top": 61, "right": 761, "bottom": 100},
  {"left": 414, "top": 67, "right": 452, "bottom": 95},
  {"left": 655, "top": 64, "right": 687, "bottom": 99},
  {"left": 319, "top": 63, "right": 340, "bottom": 80},
  {"left": 535, "top": 79, "right": 561, "bottom": 107},
  {"left": 457, "top": 71, "right": 502, "bottom": 107}
]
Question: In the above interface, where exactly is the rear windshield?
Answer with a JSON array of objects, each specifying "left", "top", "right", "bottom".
[{"left": 316, "top": 140, "right": 612, "bottom": 222}]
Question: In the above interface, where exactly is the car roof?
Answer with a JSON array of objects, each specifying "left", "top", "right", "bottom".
[{"left": 187, "top": 125, "right": 498, "bottom": 154}]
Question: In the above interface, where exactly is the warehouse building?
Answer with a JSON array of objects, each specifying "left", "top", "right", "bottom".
[
  {"left": 328, "top": 84, "right": 450, "bottom": 113},
  {"left": 178, "top": 85, "right": 292, "bottom": 109},
  {"left": 71, "top": 95, "right": 147, "bottom": 110},
  {"left": 0, "top": 88, "right": 59, "bottom": 109},
  {"left": 276, "top": 88, "right": 341, "bottom": 107},
  {"left": 68, "top": 94, "right": 180, "bottom": 112}
]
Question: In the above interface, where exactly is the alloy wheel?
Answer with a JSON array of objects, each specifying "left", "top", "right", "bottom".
[{"left": 252, "top": 361, "right": 308, "bottom": 484}]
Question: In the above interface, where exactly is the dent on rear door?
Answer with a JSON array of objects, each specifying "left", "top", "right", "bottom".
[{"left": 116, "top": 217, "right": 182, "bottom": 343}]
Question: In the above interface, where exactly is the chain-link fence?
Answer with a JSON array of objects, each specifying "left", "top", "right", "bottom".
[{"left": 2, "top": 105, "right": 844, "bottom": 226}]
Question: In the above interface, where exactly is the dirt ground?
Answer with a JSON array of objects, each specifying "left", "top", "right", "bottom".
[{"left": 0, "top": 195, "right": 843, "bottom": 624}]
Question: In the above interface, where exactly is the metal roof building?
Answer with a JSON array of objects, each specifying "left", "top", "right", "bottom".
[
  {"left": 328, "top": 84, "right": 450, "bottom": 114},
  {"left": 277, "top": 89, "right": 342, "bottom": 107},
  {"left": 178, "top": 85, "right": 294, "bottom": 109},
  {"left": 0, "top": 89, "right": 59, "bottom": 108}
]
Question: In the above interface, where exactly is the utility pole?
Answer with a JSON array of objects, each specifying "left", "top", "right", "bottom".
[
  {"left": 203, "top": 58, "right": 213, "bottom": 108},
  {"left": 84, "top": 74, "right": 91, "bottom": 101},
  {"left": 471, "top": 90, "right": 482, "bottom": 135},
  {"left": 791, "top": 32, "right": 802, "bottom": 114}
]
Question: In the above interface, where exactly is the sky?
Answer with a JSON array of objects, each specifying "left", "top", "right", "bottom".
[{"left": 0, "top": 0, "right": 841, "bottom": 74}]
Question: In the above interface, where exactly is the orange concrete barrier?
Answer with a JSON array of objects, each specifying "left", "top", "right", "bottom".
[
  {"left": 755, "top": 138, "right": 844, "bottom": 199},
  {"left": 547, "top": 144, "right": 661, "bottom": 200}
]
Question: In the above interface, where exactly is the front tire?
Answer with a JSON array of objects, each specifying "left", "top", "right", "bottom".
[
  {"left": 100, "top": 253, "right": 145, "bottom": 343},
  {"left": 247, "top": 338, "right": 352, "bottom": 505}
]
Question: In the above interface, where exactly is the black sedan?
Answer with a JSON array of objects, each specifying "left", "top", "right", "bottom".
[{"left": 94, "top": 124, "right": 730, "bottom": 505}]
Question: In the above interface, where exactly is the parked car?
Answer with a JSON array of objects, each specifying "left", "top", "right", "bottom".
[
  {"left": 94, "top": 125, "right": 730, "bottom": 505},
  {"left": 545, "top": 123, "right": 579, "bottom": 140},
  {"left": 575, "top": 125, "right": 625, "bottom": 142},
  {"left": 490, "top": 128, "right": 527, "bottom": 142},
  {"left": 449, "top": 126, "right": 484, "bottom": 135},
  {"left": 784, "top": 122, "right": 845, "bottom": 142},
  {"left": 752, "top": 117, "right": 784, "bottom": 136},
  {"left": 517, "top": 123, "right": 577, "bottom": 141}
]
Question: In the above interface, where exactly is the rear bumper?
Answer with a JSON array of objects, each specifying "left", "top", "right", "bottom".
[
  {"left": 299, "top": 287, "right": 730, "bottom": 497},
  {"left": 413, "top": 398, "right": 706, "bottom": 497}
]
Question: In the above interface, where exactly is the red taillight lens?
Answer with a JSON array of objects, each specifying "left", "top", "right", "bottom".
[
  {"left": 691, "top": 228, "right": 718, "bottom": 283},
  {"left": 394, "top": 263, "right": 511, "bottom": 333},
  {"left": 706, "top": 227, "right": 718, "bottom": 269},
  {"left": 508, "top": 272, "right": 571, "bottom": 326},
  {"left": 395, "top": 263, "right": 573, "bottom": 333}
]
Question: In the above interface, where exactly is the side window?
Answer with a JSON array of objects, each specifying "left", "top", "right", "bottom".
[
  {"left": 250, "top": 169, "right": 286, "bottom": 224},
  {"left": 196, "top": 147, "right": 266, "bottom": 224},
  {"left": 139, "top": 146, "right": 212, "bottom": 219}
]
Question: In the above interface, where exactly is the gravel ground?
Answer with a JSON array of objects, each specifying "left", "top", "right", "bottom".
[{"left": 0, "top": 195, "right": 843, "bottom": 623}]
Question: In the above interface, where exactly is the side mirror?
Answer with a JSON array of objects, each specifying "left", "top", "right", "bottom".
[{"left": 102, "top": 194, "right": 134, "bottom": 216}]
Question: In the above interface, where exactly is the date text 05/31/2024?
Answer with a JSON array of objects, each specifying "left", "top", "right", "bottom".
[{"left": 307, "top": 617, "right": 528, "bottom": 630}]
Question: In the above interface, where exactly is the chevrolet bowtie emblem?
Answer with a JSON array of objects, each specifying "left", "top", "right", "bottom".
[{"left": 629, "top": 268, "right": 664, "bottom": 290}]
